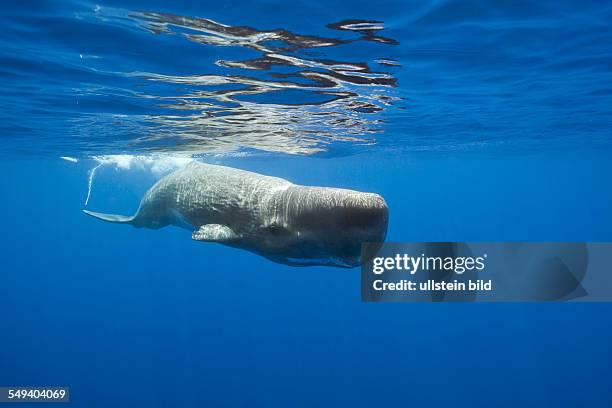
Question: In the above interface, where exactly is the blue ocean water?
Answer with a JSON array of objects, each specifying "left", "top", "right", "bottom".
[{"left": 1, "top": 0, "right": 612, "bottom": 407}]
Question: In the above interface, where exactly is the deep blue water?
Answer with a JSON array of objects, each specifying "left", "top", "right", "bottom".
[{"left": 2, "top": 0, "right": 612, "bottom": 407}]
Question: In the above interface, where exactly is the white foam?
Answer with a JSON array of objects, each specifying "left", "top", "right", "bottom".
[
  {"left": 84, "top": 154, "right": 195, "bottom": 206},
  {"left": 85, "top": 162, "right": 103, "bottom": 206},
  {"left": 90, "top": 154, "right": 194, "bottom": 174},
  {"left": 60, "top": 156, "right": 79, "bottom": 163}
]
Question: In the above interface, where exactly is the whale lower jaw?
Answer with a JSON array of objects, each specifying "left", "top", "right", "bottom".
[{"left": 265, "top": 255, "right": 359, "bottom": 268}]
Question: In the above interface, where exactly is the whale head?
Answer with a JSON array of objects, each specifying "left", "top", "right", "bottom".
[{"left": 254, "top": 186, "right": 389, "bottom": 267}]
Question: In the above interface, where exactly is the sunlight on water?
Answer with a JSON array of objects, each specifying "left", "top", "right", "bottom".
[
  {"left": 2, "top": 1, "right": 611, "bottom": 157},
  {"left": 65, "top": 7, "right": 400, "bottom": 155}
]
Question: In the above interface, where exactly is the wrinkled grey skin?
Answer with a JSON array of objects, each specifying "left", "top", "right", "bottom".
[{"left": 84, "top": 162, "right": 388, "bottom": 267}]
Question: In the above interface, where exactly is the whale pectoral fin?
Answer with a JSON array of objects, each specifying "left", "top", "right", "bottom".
[{"left": 192, "top": 224, "right": 239, "bottom": 243}]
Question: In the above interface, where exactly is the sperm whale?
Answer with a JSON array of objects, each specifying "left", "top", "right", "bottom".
[{"left": 83, "top": 161, "right": 388, "bottom": 267}]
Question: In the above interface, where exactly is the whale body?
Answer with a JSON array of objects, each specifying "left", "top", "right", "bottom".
[{"left": 83, "top": 161, "right": 388, "bottom": 267}]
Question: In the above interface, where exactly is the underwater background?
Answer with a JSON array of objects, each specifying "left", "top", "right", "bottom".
[{"left": 1, "top": 0, "right": 612, "bottom": 406}]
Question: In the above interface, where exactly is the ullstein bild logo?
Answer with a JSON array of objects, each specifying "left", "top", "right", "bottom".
[{"left": 361, "top": 242, "right": 612, "bottom": 302}]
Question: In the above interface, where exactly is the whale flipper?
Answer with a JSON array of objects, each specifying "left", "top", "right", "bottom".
[
  {"left": 192, "top": 224, "right": 238, "bottom": 242},
  {"left": 83, "top": 209, "right": 134, "bottom": 224}
]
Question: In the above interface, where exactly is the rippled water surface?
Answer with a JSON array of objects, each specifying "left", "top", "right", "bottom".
[{"left": 3, "top": 0, "right": 612, "bottom": 156}]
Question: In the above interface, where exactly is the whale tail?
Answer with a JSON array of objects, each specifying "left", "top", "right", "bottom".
[{"left": 83, "top": 209, "right": 134, "bottom": 224}]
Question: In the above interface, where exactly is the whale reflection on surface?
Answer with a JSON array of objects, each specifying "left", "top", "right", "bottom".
[{"left": 70, "top": 9, "right": 400, "bottom": 155}]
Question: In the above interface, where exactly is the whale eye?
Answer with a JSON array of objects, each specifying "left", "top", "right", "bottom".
[
  {"left": 265, "top": 224, "right": 285, "bottom": 235},
  {"left": 263, "top": 223, "right": 293, "bottom": 239}
]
